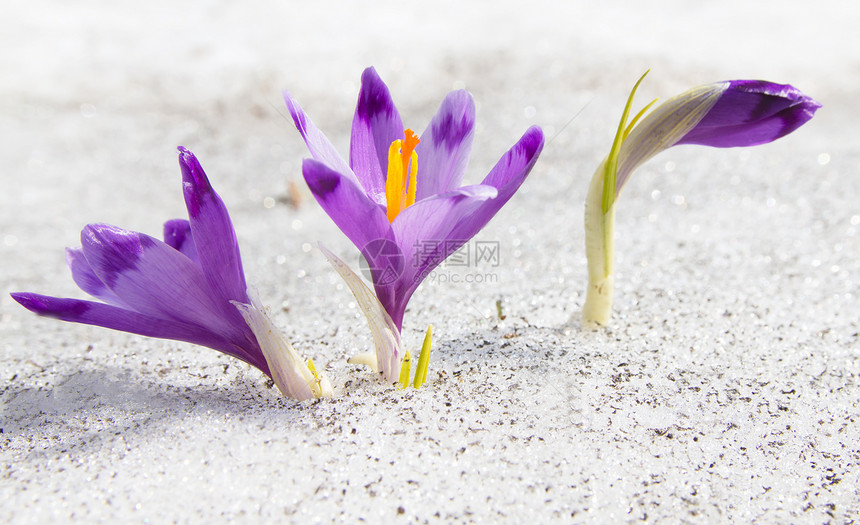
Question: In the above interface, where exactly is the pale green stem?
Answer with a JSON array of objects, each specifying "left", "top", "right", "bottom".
[
  {"left": 583, "top": 159, "right": 615, "bottom": 329},
  {"left": 582, "top": 71, "right": 649, "bottom": 329}
]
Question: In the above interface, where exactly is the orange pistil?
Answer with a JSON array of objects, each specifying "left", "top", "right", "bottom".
[{"left": 385, "top": 129, "right": 420, "bottom": 222}]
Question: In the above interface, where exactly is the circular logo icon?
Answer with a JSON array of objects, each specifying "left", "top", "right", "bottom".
[{"left": 358, "top": 238, "right": 404, "bottom": 285}]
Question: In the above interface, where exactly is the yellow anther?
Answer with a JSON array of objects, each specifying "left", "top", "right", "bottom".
[
  {"left": 385, "top": 129, "right": 420, "bottom": 222},
  {"left": 385, "top": 140, "right": 404, "bottom": 221},
  {"left": 405, "top": 151, "right": 417, "bottom": 208}
]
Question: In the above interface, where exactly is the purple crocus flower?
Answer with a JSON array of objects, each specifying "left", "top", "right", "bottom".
[
  {"left": 12, "top": 148, "right": 331, "bottom": 400},
  {"left": 285, "top": 67, "right": 544, "bottom": 381},
  {"left": 583, "top": 74, "right": 821, "bottom": 328}
]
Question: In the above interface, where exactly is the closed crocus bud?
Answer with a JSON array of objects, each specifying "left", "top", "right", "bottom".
[
  {"left": 677, "top": 80, "right": 821, "bottom": 147},
  {"left": 583, "top": 73, "right": 820, "bottom": 329},
  {"left": 615, "top": 80, "right": 821, "bottom": 193}
]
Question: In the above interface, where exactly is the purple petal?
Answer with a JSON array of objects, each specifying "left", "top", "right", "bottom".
[
  {"left": 178, "top": 147, "right": 248, "bottom": 305},
  {"left": 349, "top": 67, "right": 404, "bottom": 203},
  {"left": 382, "top": 185, "right": 498, "bottom": 328},
  {"left": 284, "top": 90, "right": 357, "bottom": 183},
  {"left": 678, "top": 80, "right": 821, "bottom": 148},
  {"left": 80, "top": 223, "right": 245, "bottom": 339},
  {"left": 66, "top": 247, "right": 127, "bottom": 307},
  {"left": 302, "top": 158, "right": 397, "bottom": 259},
  {"left": 415, "top": 90, "right": 476, "bottom": 200},
  {"left": 11, "top": 292, "right": 269, "bottom": 374},
  {"left": 163, "top": 219, "right": 200, "bottom": 264},
  {"left": 449, "top": 125, "right": 544, "bottom": 242},
  {"left": 393, "top": 185, "right": 497, "bottom": 280}
]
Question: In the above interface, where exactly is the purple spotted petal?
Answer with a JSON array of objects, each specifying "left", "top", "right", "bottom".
[
  {"left": 163, "top": 219, "right": 200, "bottom": 264},
  {"left": 302, "top": 158, "right": 397, "bottom": 259},
  {"left": 11, "top": 293, "right": 269, "bottom": 374},
  {"left": 415, "top": 90, "right": 476, "bottom": 200},
  {"left": 448, "top": 125, "right": 544, "bottom": 242},
  {"left": 178, "top": 148, "right": 247, "bottom": 305},
  {"left": 66, "top": 247, "right": 127, "bottom": 307},
  {"left": 350, "top": 67, "right": 404, "bottom": 203},
  {"left": 284, "top": 90, "right": 356, "bottom": 183},
  {"left": 393, "top": 186, "right": 497, "bottom": 273},
  {"left": 80, "top": 223, "right": 239, "bottom": 336},
  {"left": 10, "top": 147, "right": 281, "bottom": 382},
  {"left": 383, "top": 185, "right": 498, "bottom": 329},
  {"left": 678, "top": 80, "right": 821, "bottom": 148}
]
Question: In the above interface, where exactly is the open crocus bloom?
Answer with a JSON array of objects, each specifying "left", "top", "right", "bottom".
[
  {"left": 583, "top": 73, "right": 821, "bottom": 328},
  {"left": 12, "top": 147, "right": 331, "bottom": 400},
  {"left": 286, "top": 67, "right": 544, "bottom": 381}
]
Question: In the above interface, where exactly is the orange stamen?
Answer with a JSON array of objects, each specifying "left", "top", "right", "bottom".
[{"left": 400, "top": 128, "right": 420, "bottom": 172}]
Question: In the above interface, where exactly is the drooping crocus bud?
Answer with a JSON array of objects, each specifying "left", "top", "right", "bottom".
[{"left": 583, "top": 73, "right": 820, "bottom": 329}]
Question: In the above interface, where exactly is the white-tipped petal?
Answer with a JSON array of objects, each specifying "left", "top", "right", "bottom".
[
  {"left": 318, "top": 243, "right": 403, "bottom": 383},
  {"left": 233, "top": 295, "right": 331, "bottom": 400}
]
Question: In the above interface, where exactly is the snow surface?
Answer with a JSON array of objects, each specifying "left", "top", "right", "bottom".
[{"left": 2, "top": 1, "right": 858, "bottom": 522}]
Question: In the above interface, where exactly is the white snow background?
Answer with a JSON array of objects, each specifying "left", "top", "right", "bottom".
[{"left": 1, "top": 1, "right": 858, "bottom": 522}]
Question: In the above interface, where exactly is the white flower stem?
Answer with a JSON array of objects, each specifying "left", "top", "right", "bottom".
[
  {"left": 318, "top": 244, "right": 404, "bottom": 383},
  {"left": 583, "top": 159, "right": 616, "bottom": 329}
]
